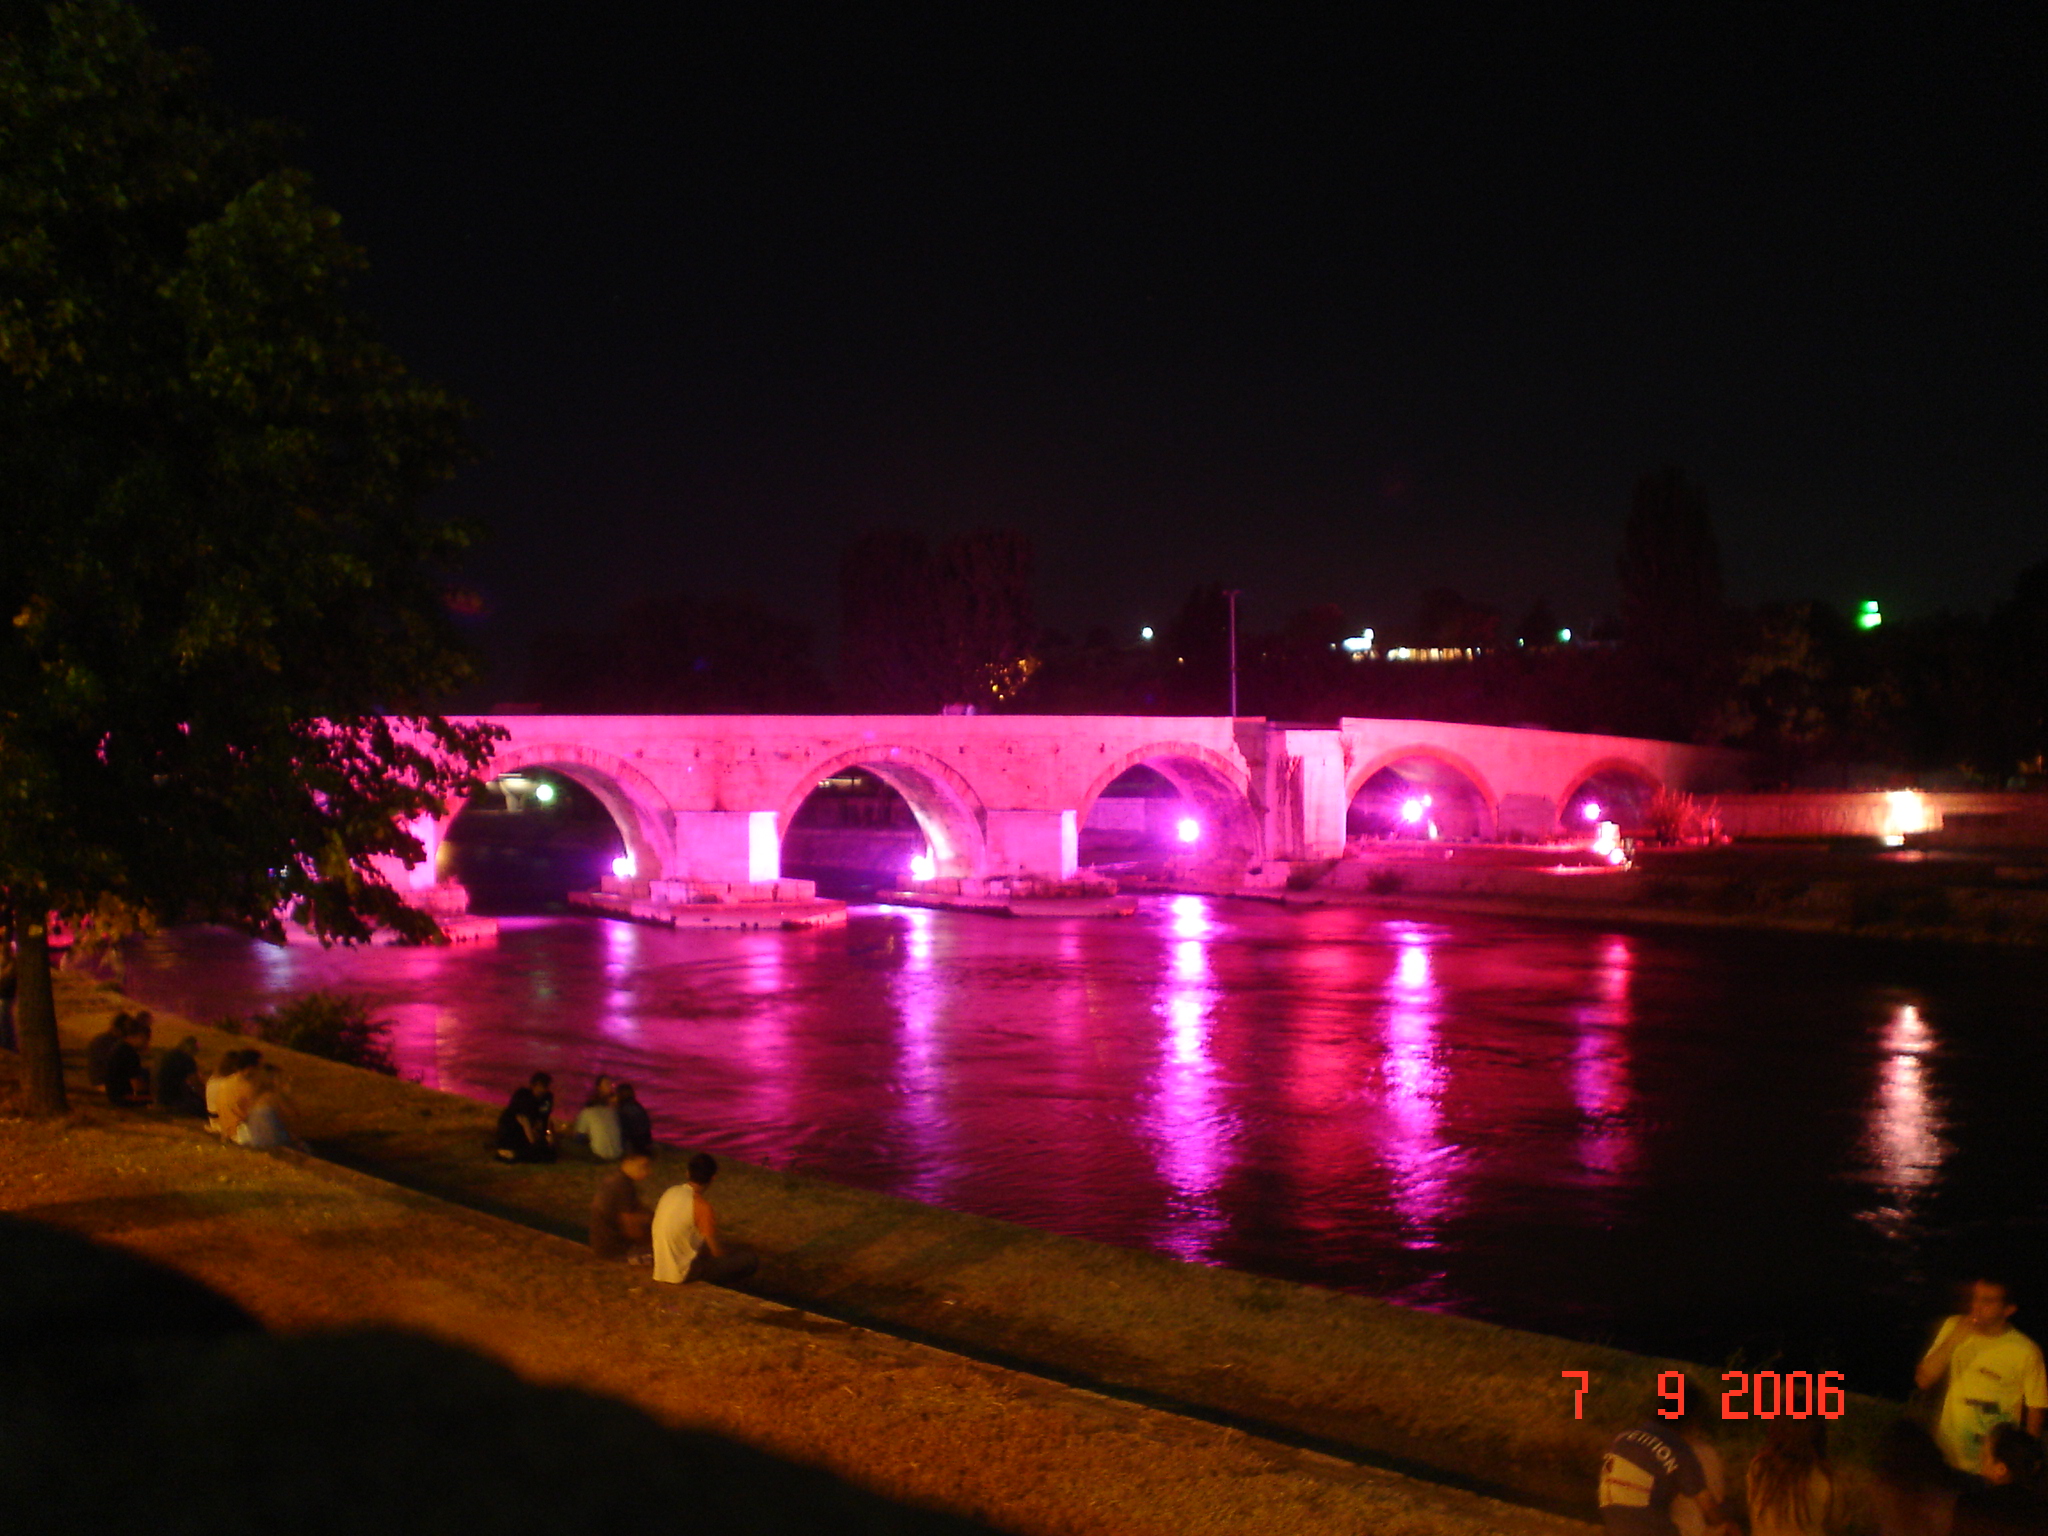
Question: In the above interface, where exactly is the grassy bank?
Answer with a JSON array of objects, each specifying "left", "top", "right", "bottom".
[{"left": 43, "top": 970, "right": 1909, "bottom": 1528}]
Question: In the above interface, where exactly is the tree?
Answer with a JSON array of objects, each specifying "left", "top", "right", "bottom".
[
  {"left": 1, "top": 2, "right": 499, "bottom": 1114},
  {"left": 838, "top": 529, "right": 1034, "bottom": 710},
  {"left": 528, "top": 590, "right": 830, "bottom": 713},
  {"left": 1616, "top": 468, "right": 1728, "bottom": 740}
]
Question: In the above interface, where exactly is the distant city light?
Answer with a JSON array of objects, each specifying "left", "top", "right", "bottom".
[
  {"left": 1581, "top": 800, "right": 1602, "bottom": 822},
  {"left": 1340, "top": 627, "right": 1376, "bottom": 654},
  {"left": 1592, "top": 821, "right": 1625, "bottom": 864},
  {"left": 533, "top": 781, "right": 556, "bottom": 804},
  {"left": 1858, "top": 600, "right": 1883, "bottom": 631},
  {"left": 1176, "top": 817, "right": 1201, "bottom": 844},
  {"left": 909, "top": 850, "right": 937, "bottom": 882},
  {"left": 611, "top": 853, "right": 636, "bottom": 880},
  {"left": 1557, "top": 628, "right": 1572, "bottom": 643},
  {"left": 1140, "top": 626, "right": 1154, "bottom": 641}
]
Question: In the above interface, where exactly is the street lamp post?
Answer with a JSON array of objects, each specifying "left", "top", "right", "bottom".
[{"left": 1224, "top": 588, "right": 1242, "bottom": 718}]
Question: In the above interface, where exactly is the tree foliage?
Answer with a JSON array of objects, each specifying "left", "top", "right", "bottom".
[
  {"left": 527, "top": 590, "right": 830, "bottom": 713},
  {"left": 839, "top": 528, "right": 1034, "bottom": 710},
  {"left": 0, "top": 2, "right": 500, "bottom": 1112}
]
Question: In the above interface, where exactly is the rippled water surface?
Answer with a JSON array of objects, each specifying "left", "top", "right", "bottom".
[{"left": 121, "top": 899, "right": 2048, "bottom": 1392}]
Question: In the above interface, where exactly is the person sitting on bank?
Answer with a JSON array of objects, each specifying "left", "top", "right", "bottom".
[
  {"left": 589, "top": 1151, "right": 655, "bottom": 1262},
  {"left": 86, "top": 1010, "right": 134, "bottom": 1089},
  {"left": 234, "top": 1066, "right": 309, "bottom": 1152},
  {"left": 494, "top": 1072, "right": 557, "bottom": 1163},
  {"left": 651, "top": 1153, "right": 758, "bottom": 1286},
  {"left": 154, "top": 1035, "right": 208, "bottom": 1117},
  {"left": 614, "top": 1080, "right": 653, "bottom": 1155},
  {"left": 102, "top": 1015, "right": 153, "bottom": 1108},
  {"left": 1917, "top": 1276, "right": 2048, "bottom": 1476},
  {"left": 212, "top": 1052, "right": 264, "bottom": 1142},
  {"left": 1598, "top": 1378, "right": 1736, "bottom": 1536},
  {"left": 1745, "top": 1416, "right": 1834, "bottom": 1536},
  {"left": 206, "top": 1048, "right": 251, "bottom": 1128},
  {"left": 572, "top": 1080, "right": 624, "bottom": 1161}
]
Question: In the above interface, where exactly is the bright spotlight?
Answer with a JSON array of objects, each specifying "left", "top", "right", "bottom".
[
  {"left": 1176, "top": 817, "right": 1201, "bottom": 844},
  {"left": 533, "top": 781, "right": 556, "bottom": 804},
  {"left": 1140, "top": 626, "right": 1154, "bottom": 642},
  {"left": 610, "top": 853, "right": 636, "bottom": 880},
  {"left": 1400, "top": 798, "right": 1426, "bottom": 824},
  {"left": 1581, "top": 800, "right": 1602, "bottom": 822},
  {"left": 1558, "top": 627, "right": 1572, "bottom": 643},
  {"left": 909, "top": 851, "right": 937, "bottom": 882}
]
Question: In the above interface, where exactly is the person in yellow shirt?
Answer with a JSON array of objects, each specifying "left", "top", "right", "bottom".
[{"left": 1914, "top": 1277, "right": 2048, "bottom": 1475}]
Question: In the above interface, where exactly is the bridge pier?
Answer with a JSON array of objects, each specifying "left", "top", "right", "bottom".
[
  {"left": 984, "top": 809, "right": 1080, "bottom": 881},
  {"left": 668, "top": 809, "right": 782, "bottom": 884}
]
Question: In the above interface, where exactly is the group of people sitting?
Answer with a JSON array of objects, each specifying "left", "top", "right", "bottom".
[
  {"left": 1600, "top": 1275, "right": 2047, "bottom": 1536},
  {"left": 589, "top": 1150, "right": 758, "bottom": 1286},
  {"left": 492, "top": 1070, "right": 652, "bottom": 1163},
  {"left": 493, "top": 1068, "right": 757, "bottom": 1288},
  {"left": 84, "top": 1011, "right": 307, "bottom": 1151}
]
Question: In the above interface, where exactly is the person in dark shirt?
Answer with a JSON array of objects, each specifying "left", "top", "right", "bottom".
[
  {"left": 614, "top": 1080, "right": 653, "bottom": 1156},
  {"left": 589, "top": 1151, "right": 655, "bottom": 1260},
  {"left": 154, "top": 1035, "right": 207, "bottom": 1116},
  {"left": 103, "top": 1016, "right": 152, "bottom": 1107},
  {"left": 86, "top": 1012, "right": 131, "bottom": 1088},
  {"left": 1957, "top": 1423, "right": 2048, "bottom": 1535},
  {"left": 1598, "top": 1379, "right": 1734, "bottom": 1536},
  {"left": 494, "top": 1072, "right": 557, "bottom": 1162}
]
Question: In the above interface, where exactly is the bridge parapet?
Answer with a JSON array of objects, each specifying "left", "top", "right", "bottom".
[{"left": 388, "top": 714, "right": 1749, "bottom": 906}]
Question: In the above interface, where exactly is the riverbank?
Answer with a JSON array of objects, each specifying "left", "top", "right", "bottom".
[
  {"left": 14, "top": 972, "right": 1913, "bottom": 1531},
  {"left": 1252, "top": 847, "right": 2048, "bottom": 947}
]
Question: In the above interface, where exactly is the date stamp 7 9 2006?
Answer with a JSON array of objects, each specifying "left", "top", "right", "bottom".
[{"left": 1563, "top": 1369, "right": 1847, "bottom": 1421}]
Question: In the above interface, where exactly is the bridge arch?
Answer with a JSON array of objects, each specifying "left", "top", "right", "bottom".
[
  {"left": 442, "top": 740, "right": 677, "bottom": 883},
  {"left": 778, "top": 743, "right": 989, "bottom": 880},
  {"left": 1078, "top": 741, "right": 1260, "bottom": 864},
  {"left": 1556, "top": 756, "right": 1664, "bottom": 832},
  {"left": 1346, "top": 744, "right": 1499, "bottom": 841}
]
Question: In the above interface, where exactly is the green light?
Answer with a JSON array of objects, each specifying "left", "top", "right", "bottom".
[
  {"left": 1858, "top": 601, "right": 1882, "bottom": 631},
  {"left": 533, "top": 781, "right": 556, "bottom": 804}
]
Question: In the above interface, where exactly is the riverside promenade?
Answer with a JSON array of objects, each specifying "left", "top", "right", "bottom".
[{"left": 3, "top": 972, "right": 1898, "bottom": 1532}]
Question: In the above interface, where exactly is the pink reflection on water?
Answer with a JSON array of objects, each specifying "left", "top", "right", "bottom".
[
  {"left": 1571, "top": 933, "right": 1637, "bottom": 1181},
  {"left": 731, "top": 934, "right": 793, "bottom": 1143},
  {"left": 890, "top": 907, "right": 951, "bottom": 1204},
  {"left": 595, "top": 918, "right": 645, "bottom": 1045},
  {"left": 1380, "top": 922, "right": 1451, "bottom": 1243},
  {"left": 1862, "top": 1002, "right": 1950, "bottom": 1241},
  {"left": 1145, "top": 897, "right": 1229, "bottom": 1261}
]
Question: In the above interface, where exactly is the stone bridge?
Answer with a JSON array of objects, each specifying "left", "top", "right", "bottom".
[{"left": 385, "top": 715, "right": 1744, "bottom": 897}]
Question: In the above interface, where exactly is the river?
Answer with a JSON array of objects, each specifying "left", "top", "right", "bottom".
[{"left": 118, "top": 897, "right": 2048, "bottom": 1395}]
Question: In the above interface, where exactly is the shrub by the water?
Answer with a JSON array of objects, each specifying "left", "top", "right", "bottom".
[
  {"left": 1365, "top": 868, "right": 1406, "bottom": 896},
  {"left": 249, "top": 992, "right": 397, "bottom": 1075}
]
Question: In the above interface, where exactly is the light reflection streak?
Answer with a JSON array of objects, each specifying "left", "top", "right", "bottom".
[
  {"left": 1571, "top": 934, "right": 1636, "bottom": 1181},
  {"left": 889, "top": 907, "right": 950, "bottom": 1204},
  {"left": 1862, "top": 1002, "right": 1949, "bottom": 1240},
  {"left": 732, "top": 935, "right": 792, "bottom": 1141},
  {"left": 595, "top": 917, "right": 643, "bottom": 1044},
  {"left": 1380, "top": 923, "right": 1451, "bottom": 1243},
  {"left": 1146, "top": 896, "right": 1228, "bottom": 1261}
]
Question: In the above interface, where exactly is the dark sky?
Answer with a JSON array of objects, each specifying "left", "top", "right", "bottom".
[{"left": 147, "top": 3, "right": 2044, "bottom": 691}]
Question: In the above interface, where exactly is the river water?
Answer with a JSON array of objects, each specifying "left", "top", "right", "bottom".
[{"left": 119, "top": 898, "right": 2048, "bottom": 1395}]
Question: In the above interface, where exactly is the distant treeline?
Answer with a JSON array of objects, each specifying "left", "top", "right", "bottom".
[{"left": 523, "top": 474, "right": 2048, "bottom": 788}]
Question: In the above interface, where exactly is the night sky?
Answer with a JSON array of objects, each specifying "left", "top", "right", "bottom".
[{"left": 146, "top": 4, "right": 2044, "bottom": 695}]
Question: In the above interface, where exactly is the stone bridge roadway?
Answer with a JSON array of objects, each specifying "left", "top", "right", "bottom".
[{"left": 389, "top": 715, "right": 1743, "bottom": 894}]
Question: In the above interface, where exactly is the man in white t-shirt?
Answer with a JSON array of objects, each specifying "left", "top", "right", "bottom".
[
  {"left": 1915, "top": 1276, "right": 2048, "bottom": 1474},
  {"left": 651, "top": 1153, "right": 758, "bottom": 1286}
]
